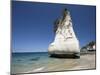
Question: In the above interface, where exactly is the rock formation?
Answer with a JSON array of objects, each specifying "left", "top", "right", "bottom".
[
  {"left": 48, "top": 8, "right": 80, "bottom": 58},
  {"left": 81, "top": 41, "right": 96, "bottom": 52}
]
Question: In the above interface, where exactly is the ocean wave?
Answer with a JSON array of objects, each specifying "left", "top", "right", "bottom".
[{"left": 33, "top": 67, "right": 45, "bottom": 72}]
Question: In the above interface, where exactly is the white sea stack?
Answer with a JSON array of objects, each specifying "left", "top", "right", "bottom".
[{"left": 48, "top": 9, "right": 80, "bottom": 58}]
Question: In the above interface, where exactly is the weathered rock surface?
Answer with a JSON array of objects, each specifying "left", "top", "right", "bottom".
[{"left": 48, "top": 9, "right": 80, "bottom": 57}]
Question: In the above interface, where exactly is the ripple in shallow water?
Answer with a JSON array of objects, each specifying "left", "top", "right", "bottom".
[{"left": 29, "top": 57, "right": 40, "bottom": 61}]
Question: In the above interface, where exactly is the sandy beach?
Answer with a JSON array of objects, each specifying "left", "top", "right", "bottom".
[
  {"left": 28, "top": 53, "right": 96, "bottom": 73},
  {"left": 12, "top": 52, "right": 96, "bottom": 75}
]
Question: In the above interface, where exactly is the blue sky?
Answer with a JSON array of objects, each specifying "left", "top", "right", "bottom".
[{"left": 12, "top": 1, "right": 96, "bottom": 52}]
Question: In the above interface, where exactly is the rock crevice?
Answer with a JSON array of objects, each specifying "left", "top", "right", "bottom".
[{"left": 48, "top": 8, "right": 80, "bottom": 58}]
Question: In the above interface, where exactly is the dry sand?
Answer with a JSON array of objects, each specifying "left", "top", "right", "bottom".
[
  {"left": 16, "top": 52, "right": 96, "bottom": 75},
  {"left": 32, "top": 53, "right": 96, "bottom": 72}
]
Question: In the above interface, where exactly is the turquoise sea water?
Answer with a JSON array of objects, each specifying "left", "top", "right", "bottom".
[
  {"left": 11, "top": 52, "right": 95, "bottom": 74},
  {"left": 11, "top": 52, "right": 57, "bottom": 74}
]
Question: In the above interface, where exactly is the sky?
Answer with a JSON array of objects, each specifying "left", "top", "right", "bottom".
[{"left": 12, "top": 1, "right": 96, "bottom": 52}]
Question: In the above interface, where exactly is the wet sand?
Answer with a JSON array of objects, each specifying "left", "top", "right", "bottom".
[
  {"left": 14, "top": 52, "right": 95, "bottom": 75},
  {"left": 31, "top": 53, "right": 96, "bottom": 73}
]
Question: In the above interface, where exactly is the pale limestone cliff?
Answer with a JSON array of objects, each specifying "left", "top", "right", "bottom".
[{"left": 48, "top": 9, "right": 80, "bottom": 57}]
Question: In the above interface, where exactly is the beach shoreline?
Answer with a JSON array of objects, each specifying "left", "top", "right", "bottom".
[{"left": 11, "top": 52, "right": 96, "bottom": 74}]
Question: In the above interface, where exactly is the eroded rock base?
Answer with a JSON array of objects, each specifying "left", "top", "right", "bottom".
[{"left": 49, "top": 53, "right": 80, "bottom": 59}]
